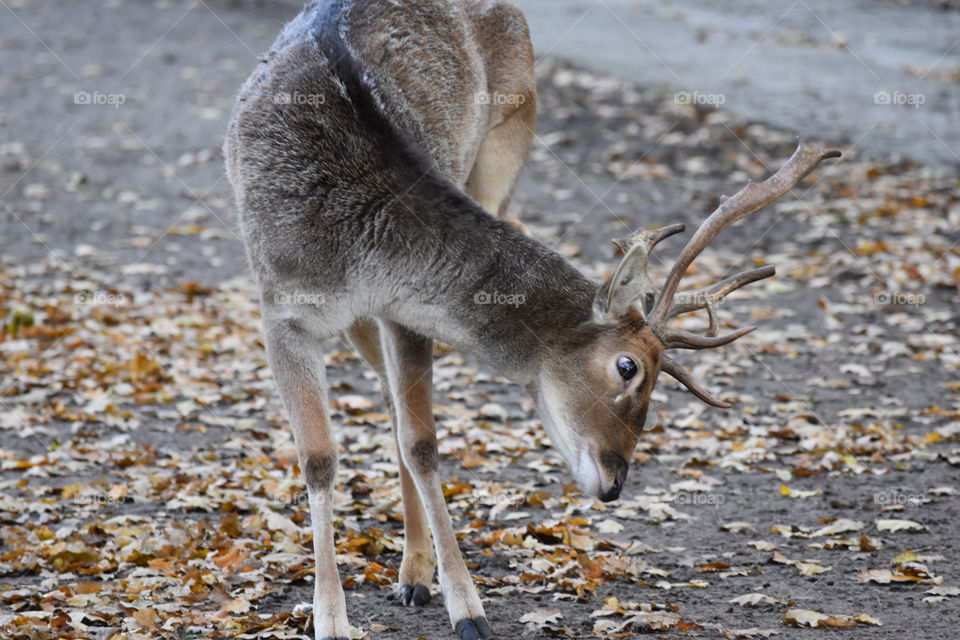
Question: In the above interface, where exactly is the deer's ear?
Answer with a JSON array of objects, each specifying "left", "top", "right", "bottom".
[
  {"left": 592, "top": 277, "right": 616, "bottom": 323},
  {"left": 593, "top": 224, "right": 685, "bottom": 323}
]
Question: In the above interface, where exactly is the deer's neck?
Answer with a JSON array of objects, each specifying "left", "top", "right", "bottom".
[{"left": 374, "top": 175, "right": 597, "bottom": 385}]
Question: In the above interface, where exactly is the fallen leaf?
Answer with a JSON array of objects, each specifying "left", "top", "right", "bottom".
[{"left": 876, "top": 519, "right": 925, "bottom": 532}]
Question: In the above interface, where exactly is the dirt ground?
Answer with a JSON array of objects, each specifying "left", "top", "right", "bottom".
[{"left": 1, "top": 1, "right": 958, "bottom": 640}]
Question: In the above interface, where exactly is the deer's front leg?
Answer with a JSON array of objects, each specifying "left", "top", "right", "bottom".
[
  {"left": 264, "top": 320, "right": 350, "bottom": 640},
  {"left": 379, "top": 321, "right": 492, "bottom": 640}
]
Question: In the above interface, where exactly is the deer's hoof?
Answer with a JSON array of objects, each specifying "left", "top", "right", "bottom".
[
  {"left": 398, "top": 583, "right": 431, "bottom": 607},
  {"left": 455, "top": 616, "right": 493, "bottom": 640}
]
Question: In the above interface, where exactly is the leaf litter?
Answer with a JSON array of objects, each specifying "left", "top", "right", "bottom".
[{"left": 1, "top": 58, "right": 958, "bottom": 639}]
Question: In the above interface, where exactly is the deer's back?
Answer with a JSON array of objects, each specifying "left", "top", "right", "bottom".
[{"left": 224, "top": 0, "right": 532, "bottom": 315}]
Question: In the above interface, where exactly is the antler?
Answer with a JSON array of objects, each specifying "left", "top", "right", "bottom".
[
  {"left": 648, "top": 140, "right": 840, "bottom": 326},
  {"left": 659, "top": 325, "right": 756, "bottom": 350},
  {"left": 667, "top": 265, "right": 775, "bottom": 318},
  {"left": 595, "top": 139, "right": 839, "bottom": 408},
  {"left": 649, "top": 140, "right": 839, "bottom": 404},
  {"left": 660, "top": 355, "right": 731, "bottom": 408}
]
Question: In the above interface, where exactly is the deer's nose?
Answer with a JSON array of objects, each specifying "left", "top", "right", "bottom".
[{"left": 597, "top": 453, "right": 628, "bottom": 502}]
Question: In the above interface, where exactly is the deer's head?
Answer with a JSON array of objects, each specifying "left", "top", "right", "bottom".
[{"left": 530, "top": 141, "right": 840, "bottom": 502}]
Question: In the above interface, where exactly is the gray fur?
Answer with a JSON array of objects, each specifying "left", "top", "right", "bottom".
[{"left": 224, "top": 0, "right": 597, "bottom": 385}]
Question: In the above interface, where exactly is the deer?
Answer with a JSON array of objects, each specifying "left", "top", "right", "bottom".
[{"left": 223, "top": 0, "right": 840, "bottom": 638}]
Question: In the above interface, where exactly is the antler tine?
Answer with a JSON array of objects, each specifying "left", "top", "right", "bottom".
[
  {"left": 660, "top": 325, "right": 755, "bottom": 350},
  {"left": 704, "top": 301, "right": 718, "bottom": 337},
  {"left": 660, "top": 355, "right": 731, "bottom": 408},
  {"left": 649, "top": 140, "right": 840, "bottom": 326},
  {"left": 597, "top": 223, "right": 686, "bottom": 319},
  {"left": 610, "top": 223, "right": 687, "bottom": 254},
  {"left": 667, "top": 265, "right": 776, "bottom": 318}
]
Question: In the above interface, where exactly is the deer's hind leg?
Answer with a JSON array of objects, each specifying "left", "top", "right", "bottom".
[
  {"left": 464, "top": 91, "right": 536, "bottom": 219},
  {"left": 345, "top": 319, "right": 435, "bottom": 607},
  {"left": 263, "top": 318, "right": 349, "bottom": 640},
  {"left": 464, "top": 0, "right": 536, "bottom": 220}
]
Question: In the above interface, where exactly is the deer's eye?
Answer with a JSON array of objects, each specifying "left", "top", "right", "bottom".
[{"left": 616, "top": 356, "right": 638, "bottom": 381}]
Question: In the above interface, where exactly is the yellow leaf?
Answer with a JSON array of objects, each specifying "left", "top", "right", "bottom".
[
  {"left": 220, "top": 598, "right": 251, "bottom": 614},
  {"left": 780, "top": 484, "right": 821, "bottom": 499},
  {"left": 796, "top": 561, "right": 830, "bottom": 576},
  {"left": 891, "top": 550, "right": 918, "bottom": 565}
]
